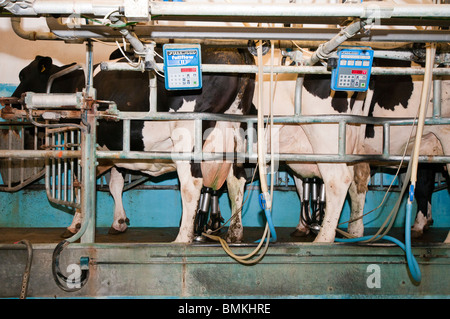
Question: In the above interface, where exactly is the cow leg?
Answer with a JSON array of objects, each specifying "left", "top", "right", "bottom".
[
  {"left": 315, "top": 163, "right": 353, "bottom": 242},
  {"left": 445, "top": 231, "right": 450, "bottom": 244},
  {"left": 291, "top": 175, "right": 310, "bottom": 237},
  {"left": 347, "top": 180, "right": 366, "bottom": 238},
  {"left": 347, "top": 163, "right": 370, "bottom": 237},
  {"left": 109, "top": 166, "right": 130, "bottom": 234},
  {"left": 412, "top": 165, "right": 435, "bottom": 238},
  {"left": 225, "top": 164, "right": 246, "bottom": 243},
  {"left": 61, "top": 209, "right": 82, "bottom": 238},
  {"left": 175, "top": 161, "right": 203, "bottom": 243}
]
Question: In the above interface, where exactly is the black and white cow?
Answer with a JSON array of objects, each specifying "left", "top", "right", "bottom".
[
  {"left": 302, "top": 58, "right": 450, "bottom": 242},
  {"left": 410, "top": 163, "right": 449, "bottom": 238},
  {"left": 10, "top": 48, "right": 255, "bottom": 243},
  {"left": 233, "top": 50, "right": 450, "bottom": 243},
  {"left": 358, "top": 59, "right": 450, "bottom": 241},
  {"left": 249, "top": 50, "right": 370, "bottom": 242}
]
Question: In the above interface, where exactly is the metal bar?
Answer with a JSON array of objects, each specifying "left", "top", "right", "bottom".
[
  {"left": 0, "top": 169, "right": 45, "bottom": 192},
  {"left": 7, "top": 127, "right": 12, "bottom": 188},
  {"left": 247, "top": 119, "right": 255, "bottom": 158},
  {"left": 80, "top": 107, "right": 97, "bottom": 243},
  {"left": 294, "top": 76, "right": 303, "bottom": 116},
  {"left": 63, "top": 131, "right": 68, "bottom": 202},
  {"left": 57, "top": 132, "right": 61, "bottom": 199},
  {"left": 338, "top": 121, "right": 347, "bottom": 156},
  {"left": 123, "top": 119, "right": 130, "bottom": 153},
  {"left": 51, "top": 132, "right": 55, "bottom": 198},
  {"left": 20, "top": 126, "right": 24, "bottom": 184},
  {"left": 24, "top": 92, "right": 83, "bottom": 109},
  {"left": 0, "top": 150, "right": 81, "bottom": 158},
  {"left": 33, "top": 125, "right": 38, "bottom": 175},
  {"left": 149, "top": 71, "right": 157, "bottom": 113},
  {"left": 2, "top": 1, "right": 449, "bottom": 19},
  {"left": 100, "top": 62, "right": 450, "bottom": 76},
  {"left": 70, "top": 130, "right": 74, "bottom": 203},
  {"left": 95, "top": 150, "right": 450, "bottom": 164},
  {"left": 98, "top": 111, "right": 450, "bottom": 126},
  {"left": 47, "top": 64, "right": 83, "bottom": 94},
  {"left": 148, "top": 2, "right": 450, "bottom": 19},
  {"left": 383, "top": 122, "right": 390, "bottom": 158},
  {"left": 47, "top": 24, "right": 450, "bottom": 42},
  {"left": 433, "top": 78, "right": 442, "bottom": 118}
]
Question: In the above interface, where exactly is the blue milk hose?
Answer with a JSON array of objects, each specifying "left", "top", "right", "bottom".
[
  {"left": 257, "top": 193, "right": 277, "bottom": 243},
  {"left": 335, "top": 190, "right": 421, "bottom": 282}
]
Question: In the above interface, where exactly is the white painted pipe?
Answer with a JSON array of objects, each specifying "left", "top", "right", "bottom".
[
  {"left": 100, "top": 61, "right": 450, "bottom": 76},
  {"left": 149, "top": 2, "right": 450, "bottom": 19},
  {"left": 2, "top": 1, "right": 450, "bottom": 19}
]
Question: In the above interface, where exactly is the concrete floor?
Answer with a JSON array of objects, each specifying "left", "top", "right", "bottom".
[{"left": 0, "top": 227, "right": 448, "bottom": 245}]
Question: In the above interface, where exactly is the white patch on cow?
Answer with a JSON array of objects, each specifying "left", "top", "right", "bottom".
[
  {"left": 67, "top": 209, "right": 82, "bottom": 234},
  {"left": 142, "top": 121, "right": 174, "bottom": 152},
  {"left": 174, "top": 161, "right": 203, "bottom": 243},
  {"left": 225, "top": 173, "right": 246, "bottom": 243},
  {"left": 411, "top": 211, "right": 428, "bottom": 237},
  {"left": 109, "top": 167, "right": 128, "bottom": 233},
  {"left": 170, "top": 98, "right": 196, "bottom": 113},
  {"left": 93, "top": 64, "right": 102, "bottom": 78},
  {"left": 224, "top": 97, "right": 243, "bottom": 115}
]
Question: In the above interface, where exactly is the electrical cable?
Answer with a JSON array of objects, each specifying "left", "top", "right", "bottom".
[
  {"left": 52, "top": 240, "right": 90, "bottom": 292},
  {"left": 16, "top": 239, "right": 33, "bottom": 299}
]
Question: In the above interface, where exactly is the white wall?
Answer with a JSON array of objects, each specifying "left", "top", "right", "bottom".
[
  {"left": 0, "top": 18, "right": 113, "bottom": 85},
  {"left": 0, "top": 0, "right": 433, "bottom": 86}
]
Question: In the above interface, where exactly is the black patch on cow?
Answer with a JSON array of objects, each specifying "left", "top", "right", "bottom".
[
  {"left": 415, "top": 164, "right": 436, "bottom": 218},
  {"left": 232, "top": 164, "right": 246, "bottom": 180},
  {"left": 12, "top": 56, "right": 85, "bottom": 100},
  {"left": 190, "top": 161, "right": 202, "bottom": 179},
  {"left": 331, "top": 90, "right": 349, "bottom": 113},
  {"left": 303, "top": 74, "right": 331, "bottom": 100},
  {"left": 365, "top": 59, "right": 414, "bottom": 138},
  {"left": 303, "top": 74, "right": 357, "bottom": 114}
]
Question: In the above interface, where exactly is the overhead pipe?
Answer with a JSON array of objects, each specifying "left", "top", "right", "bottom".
[
  {"left": 1, "top": 1, "right": 449, "bottom": 21},
  {"left": 148, "top": 2, "right": 450, "bottom": 20},
  {"left": 11, "top": 17, "right": 59, "bottom": 41},
  {"left": 100, "top": 61, "right": 450, "bottom": 76},
  {"left": 43, "top": 17, "right": 450, "bottom": 43},
  {"left": 306, "top": 19, "right": 366, "bottom": 66}
]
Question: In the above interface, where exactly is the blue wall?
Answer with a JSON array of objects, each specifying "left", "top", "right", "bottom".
[{"left": 0, "top": 171, "right": 449, "bottom": 229}]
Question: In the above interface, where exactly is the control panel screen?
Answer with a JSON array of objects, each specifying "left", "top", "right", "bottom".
[
  {"left": 163, "top": 44, "right": 202, "bottom": 91},
  {"left": 331, "top": 48, "right": 374, "bottom": 92}
]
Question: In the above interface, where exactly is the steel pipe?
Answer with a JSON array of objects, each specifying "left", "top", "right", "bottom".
[
  {"left": 148, "top": 2, "right": 450, "bottom": 19},
  {"left": 24, "top": 92, "right": 83, "bottom": 109},
  {"left": 0, "top": 150, "right": 81, "bottom": 159},
  {"left": 46, "top": 24, "right": 450, "bottom": 43},
  {"left": 95, "top": 150, "right": 450, "bottom": 164},
  {"left": 100, "top": 62, "right": 450, "bottom": 76},
  {"left": 11, "top": 17, "right": 59, "bottom": 41},
  {"left": 2, "top": 1, "right": 449, "bottom": 22}
]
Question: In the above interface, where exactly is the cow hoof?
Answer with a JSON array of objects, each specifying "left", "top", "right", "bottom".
[
  {"left": 291, "top": 228, "right": 310, "bottom": 237},
  {"left": 118, "top": 218, "right": 130, "bottom": 225},
  {"left": 108, "top": 227, "right": 127, "bottom": 235},
  {"left": 226, "top": 234, "right": 243, "bottom": 244},
  {"left": 60, "top": 229, "right": 76, "bottom": 238},
  {"left": 411, "top": 229, "right": 423, "bottom": 239}
]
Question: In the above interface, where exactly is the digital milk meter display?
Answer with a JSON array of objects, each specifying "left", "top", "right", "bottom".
[
  {"left": 331, "top": 47, "right": 374, "bottom": 92},
  {"left": 163, "top": 44, "right": 202, "bottom": 91}
]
